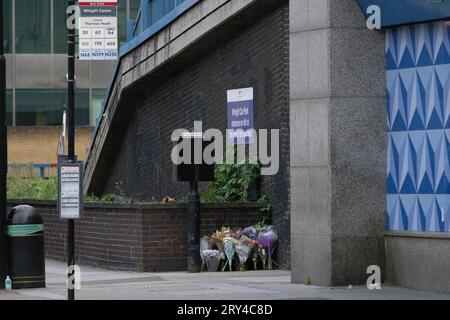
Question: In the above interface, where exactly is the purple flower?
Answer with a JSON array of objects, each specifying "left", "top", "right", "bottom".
[{"left": 258, "top": 228, "right": 278, "bottom": 258}]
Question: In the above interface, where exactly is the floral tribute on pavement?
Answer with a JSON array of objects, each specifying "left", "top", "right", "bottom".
[{"left": 200, "top": 225, "right": 279, "bottom": 272}]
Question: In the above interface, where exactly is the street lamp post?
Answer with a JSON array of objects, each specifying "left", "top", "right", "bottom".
[
  {"left": 67, "top": 0, "right": 76, "bottom": 301},
  {"left": 0, "top": 0, "right": 9, "bottom": 289}
]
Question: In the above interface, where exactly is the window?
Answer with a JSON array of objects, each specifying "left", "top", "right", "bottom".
[
  {"left": 91, "top": 89, "right": 107, "bottom": 126},
  {"left": 6, "top": 90, "right": 13, "bottom": 126},
  {"left": 118, "top": 0, "right": 128, "bottom": 44},
  {"left": 15, "top": 0, "right": 51, "bottom": 53},
  {"left": 149, "top": 0, "right": 175, "bottom": 25},
  {"left": 129, "top": 0, "right": 186, "bottom": 40},
  {"left": 75, "top": 91, "right": 90, "bottom": 126},
  {"left": 118, "top": 0, "right": 142, "bottom": 44},
  {"left": 130, "top": 0, "right": 141, "bottom": 20},
  {"left": 16, "top": 89, "right": 65, "bottom": 126},
  {"left": 3, "top": 0, "right": 13, "bottom": 53},
  {"left": 148, "top": 0, "right": 186, "bottom": 25},
  {"left": 148, "top": 0, "right": 186, "bottom": 26},
  {"left": 53, "top": 0, "right": 68, "bottom": 53},
  {"left": 16, "top": 89, "right": 90, "bottom": 126}
]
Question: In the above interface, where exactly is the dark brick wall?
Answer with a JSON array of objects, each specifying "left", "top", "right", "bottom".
[
  {"left": 8, "top": 201, "right": 261, "bottom": 272},
  {"left": 102, "top": 3, "right": 290, "bottom": 267},
  {"left": 141, "top": 205, "right": 262, "bottom": 272}
]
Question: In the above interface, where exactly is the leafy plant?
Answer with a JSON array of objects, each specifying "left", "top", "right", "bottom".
[
  {"left": 257, "top": 195, "right": 272, "bottom": 225},
  {"left": 7, "top": 172, "right": 116, "bottom": 203},
  {"left": 201, "top": 162, "right": 260, "bottom": 203},
  {"left": 201, "top": 158, "right": 273, "bottom": 227},
  {"left": 84, "top": 193, "right": 115, "bottom": 203},
  {"left": 7, "top": 175, "right": 57, "bottom": 201}
]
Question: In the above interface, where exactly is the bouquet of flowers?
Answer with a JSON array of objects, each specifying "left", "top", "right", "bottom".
[
  {"left": 235, "top": 235, "right": 253, "bottom": 271},
  {"left": 223, "top": 237, "right": 236, "bottom": 271},
  {"left": 233, "top": 228, "right": 244, "bottom": 240},
  {"left": 243, "top": 226, "right": 258, "bottom": 240},
  {"left": 258, "top": 226, "right": 278, "bottom": 270},
  {"left": 201, "top": 224, "right": 278, "bottom": 272},
  {"left": 209, "top": 227, "right": 232, "bottom": 255},
  {"left": 200, "top": 236, "right": 211, "bottom": 272},
  {"left": 203, "top": 250, "right": 221, "bottom": 272}
]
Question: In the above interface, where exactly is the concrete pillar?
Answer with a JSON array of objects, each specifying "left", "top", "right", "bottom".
[{"left": 290, "top": 0, "right": 387, "bottom": 286}]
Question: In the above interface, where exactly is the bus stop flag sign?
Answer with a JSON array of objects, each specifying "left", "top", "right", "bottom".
[
  {"left": 78, "top": 1, "right": 119, "bottom": 60},
  {"left": 58, "top": 163, "right": 83, "bottom": 220}
]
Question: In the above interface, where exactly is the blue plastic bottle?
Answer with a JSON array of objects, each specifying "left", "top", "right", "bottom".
[{"left": 4, "top": 276, "right": 12, "bottom": 291}]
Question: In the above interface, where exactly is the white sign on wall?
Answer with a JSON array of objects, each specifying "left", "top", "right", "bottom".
[
  {"left": 78, "top": 1, "right": 119, "bottom": 60},
  {"left": 227, "top": 87, "right": 255, "bottom": 144}
]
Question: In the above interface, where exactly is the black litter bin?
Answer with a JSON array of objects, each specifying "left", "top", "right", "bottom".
[{"left": 7, "top": 205, "right": 46, "bottom": 289}]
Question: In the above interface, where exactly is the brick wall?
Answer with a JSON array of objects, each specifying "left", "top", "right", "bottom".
[
  {"left": 101, "top": 2, "right": 291, "bottom": 268},
  {"left": 7, "top": 201, "right": 261, "bottom": 272}
]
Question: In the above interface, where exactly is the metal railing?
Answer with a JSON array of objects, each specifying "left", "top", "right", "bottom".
[{"left": 8, "top": 164, "right": 58, "bottom": 178}]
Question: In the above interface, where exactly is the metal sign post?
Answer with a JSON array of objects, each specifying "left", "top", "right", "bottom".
[
  {"left": 64, "top": 0, "right": 117, "bottom": 299},
  {"left": 58, "top": 158, "right": 84, "bottom": 300},
  {"left": 176, "top": 133, "right": 215, "bottom": 272},
  {"left": 0, "top": 0, "right": 9, "bottom": 288},
  {"left": 67, "top": 0, "right": 76, "bottom": 301}
]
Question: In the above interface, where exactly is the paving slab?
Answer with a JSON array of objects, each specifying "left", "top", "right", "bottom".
[{"left": 0, "top": 260, "right": 449, "bottom": 300}]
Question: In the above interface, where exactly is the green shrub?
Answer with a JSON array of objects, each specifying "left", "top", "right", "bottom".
[
  {"left": 257, "top": 195, "right": 272, "bottom": 225},
  {"left": 201, "top": 163, "right": 260, "bottom": 202},
  {"left": 201, "top": 161, "right": 273, "bottom": 225},
  {"left": 7, "top": 175, "right": 57, "bottom": 201},
  {"left": 7, "top": 173, "right": 115, "bottom": 202},
  {"left": 84, "top": 193, "right": 115, "bottom": 203}
]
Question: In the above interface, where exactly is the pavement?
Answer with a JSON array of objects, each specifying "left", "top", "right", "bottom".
[{"left": 0, "top": 259, "right": 449, "bottom": 300}]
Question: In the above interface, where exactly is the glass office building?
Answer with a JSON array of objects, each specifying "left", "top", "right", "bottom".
[{"left": 2, "top": 0, "right": 140, "bottom": 127}]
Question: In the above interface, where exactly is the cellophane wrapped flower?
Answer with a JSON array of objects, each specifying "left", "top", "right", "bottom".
[
  {"left": 233, "top": 228, "right": 244, "bottom": 240},
  {"left": 258, "top": 226, "right": 278, "bottom": 270},
  {"left": 235, "top": 235, "right": 253, "bottom": 271},
  {"left": 209, "top": 230, "right": 225, "bottom": 254},
  {"left": 223, "top": 237, "right": 236, "bottom": 271},
  {"left": 240, "top": 235, "right": 254, "bottom": 247},
  {"left": 203, "top": 250, "right": 221, "bottom": 272},
  {"left": 243, "top": 226, "right": 258, "bottom": 240},
  {"left": 200, "top": 236, "right": 211, "bottom": 272}
]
